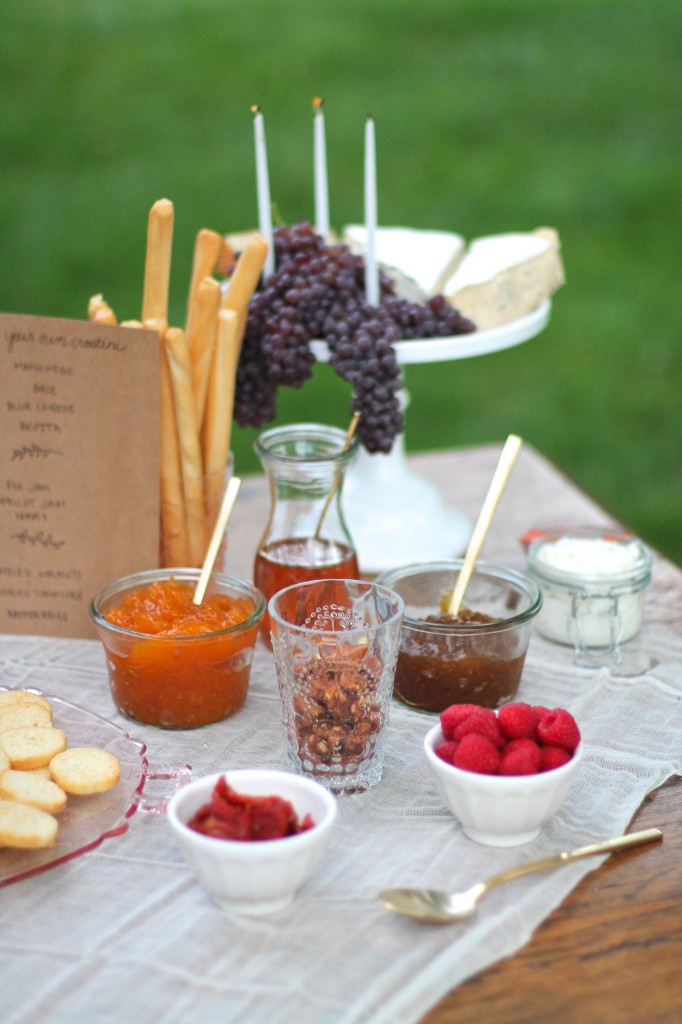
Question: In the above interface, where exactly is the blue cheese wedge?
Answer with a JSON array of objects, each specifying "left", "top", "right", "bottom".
[
  {"left": 342, "top": 225, "right": 466, "bottom": 302},
  {"left": 444, "top": 227, "right": 565, "bottom": 329}
]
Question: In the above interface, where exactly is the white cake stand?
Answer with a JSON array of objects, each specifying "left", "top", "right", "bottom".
[{"left": 312, "top": 300, "right": 552, "bottom": 573}]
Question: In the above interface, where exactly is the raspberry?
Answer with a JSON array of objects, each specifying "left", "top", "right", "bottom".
[
  {"left": 453, "top": 707, "right": 505, "bottom": 749},
  {"left": 435, "top": 740, "right": 459, "bottom": 765},
  {"left": 452, "top": 733, "right": 501, "bottom": 775},
  {"left": 540, "top": 745, "right": 572, "bottom": 772},
  {"left": 499, "top": 737, "right": 542, "bottom": 775},
  {"left": 535, "top": 708, "right": 581, "bottom": 753},
  {"left": 498, "top": 702, "right": 538, "bottom": 740},
  {"left": 505, "top": 737, "right": 542, "bottom": 759},
  {"left": 440, "top": 704, "right": 478, "bottom": 740}
]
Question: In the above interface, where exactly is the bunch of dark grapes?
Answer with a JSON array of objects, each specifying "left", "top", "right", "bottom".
[
  {"left": 323, "top": 303, "right": 403, "bottom": 454},
  {"left": 383, "top": 293, "right": 477, "bottom": 339},
  {"left": 233, "top": 221, "right": 475, "bottom": 453},
  {"left": 232, "top": 297, "right": 278, "bottom": 429}
]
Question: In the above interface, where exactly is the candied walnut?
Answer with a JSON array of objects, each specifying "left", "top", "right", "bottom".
[
  {"left": 290, "top": 647, "right": 386, "bottom": 770},
  {"left": 312, "top": 738, "right": 331, "bottom": 760}
]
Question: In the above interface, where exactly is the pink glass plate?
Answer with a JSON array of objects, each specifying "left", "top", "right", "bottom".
[{"left": 0, "top": 688, "right": 190, "bottom": 888}]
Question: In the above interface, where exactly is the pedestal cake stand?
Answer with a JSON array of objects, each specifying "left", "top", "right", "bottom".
[{"left": 313, "top": 300, "right": 551, "bottom": 574}]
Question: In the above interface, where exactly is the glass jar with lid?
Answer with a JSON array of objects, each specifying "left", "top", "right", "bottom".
[{"left": 526, "top": 526, "right": 652, "bottom": 667}]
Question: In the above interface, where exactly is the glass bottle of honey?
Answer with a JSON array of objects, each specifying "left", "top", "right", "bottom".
[{"left": 253, "top": 423, "right": 360, "bottom": 642}]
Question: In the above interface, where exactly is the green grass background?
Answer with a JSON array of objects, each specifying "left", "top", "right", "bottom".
[{"left": 2, "top": 1, "right": 680, "bottom": 562}]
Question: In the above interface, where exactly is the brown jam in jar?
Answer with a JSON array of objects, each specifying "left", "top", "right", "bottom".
[
  {"left": 426, "top": 610, "right": 496, "bottom": 626},
  {"left": 393, "top": 609, "right": 527, "bottom": 713}
]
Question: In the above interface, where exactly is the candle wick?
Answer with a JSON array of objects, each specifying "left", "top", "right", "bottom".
[
  {"left": 313, "top": 96, "right": 324, "bottom": 111},
  {"left": 250, "top": 104, "right": 260, "bottom": 114}
]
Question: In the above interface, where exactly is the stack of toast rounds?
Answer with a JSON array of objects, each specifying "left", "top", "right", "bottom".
[{"left": 0, "top": 690, "right": 121, "bottom": 850}]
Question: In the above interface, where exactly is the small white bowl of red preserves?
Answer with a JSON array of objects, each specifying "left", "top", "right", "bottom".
[
  {"left": 167, "top": 768, "right": 337, "bottom": 915},
  {"left": 424, "top": 702, "right": 583, "bottom": 846}
]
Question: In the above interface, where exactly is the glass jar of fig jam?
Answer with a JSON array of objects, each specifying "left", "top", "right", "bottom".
[
  {"left": 376, "top": 561, "right": 542, "bottom": 713},
  {"left": 253, "top": 423, "right": 360, "bottom": 643}
]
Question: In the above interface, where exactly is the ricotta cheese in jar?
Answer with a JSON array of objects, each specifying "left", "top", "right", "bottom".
[{"left": 526, "top": 527, "right": 652, "bottom": 664}]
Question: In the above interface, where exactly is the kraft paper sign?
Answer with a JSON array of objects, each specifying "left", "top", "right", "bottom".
[{"left": 1, "top": 314, "right": 160, "bottom": 639}]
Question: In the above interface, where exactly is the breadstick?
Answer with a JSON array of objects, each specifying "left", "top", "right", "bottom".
[
  {"left": 165, "top": 327, "right": 206, "bottom": 565},
  {"left": 142, "top": 199, "right": 174, "bottom": 328},
  {"left": 93, "top": 306, "right": 117, "bottom": 326},
  {"left": 88, "top": 294, "right": 117, "bottom": 324},
  {"left": 202, "top": 310, "right": 240, "bottom": 530},
  {"left": 144, "top": 318, "right": 190, "bottom": 567},
  {"left": 186, "top": 276, "right": 221, "bottom": 428},
  {"left": 215, "top": 238, "right": 237, "bottom": 278},
  {"left": 88, "top": 294, "right": 105, "bottom": 320},
  {"left": 120, "top": 319, "right": 144, "bottom": 328},
  {"left": 159, "top": 350, "right": 190, "bottom": 567},
  {"left": 186, "top": 228, "right": 223, "bottom": 322},
  {"left": 220, "top": 233, "right": 268, "bottom": 354}
]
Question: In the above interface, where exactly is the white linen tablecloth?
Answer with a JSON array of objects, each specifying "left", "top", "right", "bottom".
[{"left": 2, "top": 622, "right": 681, "bottom": 1024}]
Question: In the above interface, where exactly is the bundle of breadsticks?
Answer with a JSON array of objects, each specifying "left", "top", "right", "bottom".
[{"left": 88, "top": 198, "right": 267, "bottom": 568}]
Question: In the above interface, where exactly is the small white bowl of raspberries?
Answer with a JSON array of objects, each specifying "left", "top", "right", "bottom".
[{"left": 424, "top": 702, "right": 583, "bottom": 846}]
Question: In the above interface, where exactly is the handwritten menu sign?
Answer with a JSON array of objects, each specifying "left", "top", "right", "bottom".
[{"left": 1, "top": 314, "right": 160, "bottom": 639}]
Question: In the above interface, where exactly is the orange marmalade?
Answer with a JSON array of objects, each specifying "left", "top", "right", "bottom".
[{"left": 102, "top": 578, "right": 261, "bottom": 729}]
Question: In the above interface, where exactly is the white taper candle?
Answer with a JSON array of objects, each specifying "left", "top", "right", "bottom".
[
  {"left": 364, "top": 116, "right": 379, "bottom": 306},
  {"left": 251, "top": 106, "right": 275, "bottom": 280},
  {"left": 313, "top": 97, "right": 330, "bottom": 241}
]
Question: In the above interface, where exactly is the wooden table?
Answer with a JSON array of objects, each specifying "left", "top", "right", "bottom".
[{"left": 424, "top": 778, "right": 681, "bottom": 1024}]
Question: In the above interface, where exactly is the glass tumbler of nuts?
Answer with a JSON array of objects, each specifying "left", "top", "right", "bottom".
[{"left": 269, "top": 579, "right": 404, "bottom": 793}]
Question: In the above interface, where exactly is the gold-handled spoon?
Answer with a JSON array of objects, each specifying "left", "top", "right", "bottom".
[
  {"left": 193, "top": 475, "right": 242, "bottom": 605},
  {"left": 313, "top": 411, "right": 361, "bottom": 539},
  {"left": 446, "top": 433, "right": 523, "bottom": 617},
  {"left": 379, "top": 829, "right": 662, "bottom": 923}
]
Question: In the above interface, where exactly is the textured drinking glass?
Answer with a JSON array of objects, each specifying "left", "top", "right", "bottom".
[{"left": 269, "top": 579, "right": 404, "bottom": 793}]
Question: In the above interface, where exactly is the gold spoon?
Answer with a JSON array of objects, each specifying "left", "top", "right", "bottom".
[
  {"left": 379, "top": 829, "right": 662, "bottom": 924},
  {"left": 193, "top": 475, "right": 241, "bottom": 605},
  {"left": 313, "top": 411, "right": 361, "bottom": 539},
  {"left": 446, "top": 433, "right": 523, "bottom": 617}
]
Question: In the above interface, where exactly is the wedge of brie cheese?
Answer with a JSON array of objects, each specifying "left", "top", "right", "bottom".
[
  {"left": 443, "top": 227, "right": 565, "bottom": 329},
  {"left": 342, "top": 225, "right": 466, "bottom": 303}
]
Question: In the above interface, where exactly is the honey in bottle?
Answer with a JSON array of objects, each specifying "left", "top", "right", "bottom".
[{"left": 253, "top": 423, "right": 360, "bottom": 643}]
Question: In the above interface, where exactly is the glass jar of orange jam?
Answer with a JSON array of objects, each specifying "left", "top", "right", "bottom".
[{"left": 90, "top": 570, "right": 265, "bottom": 729}]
